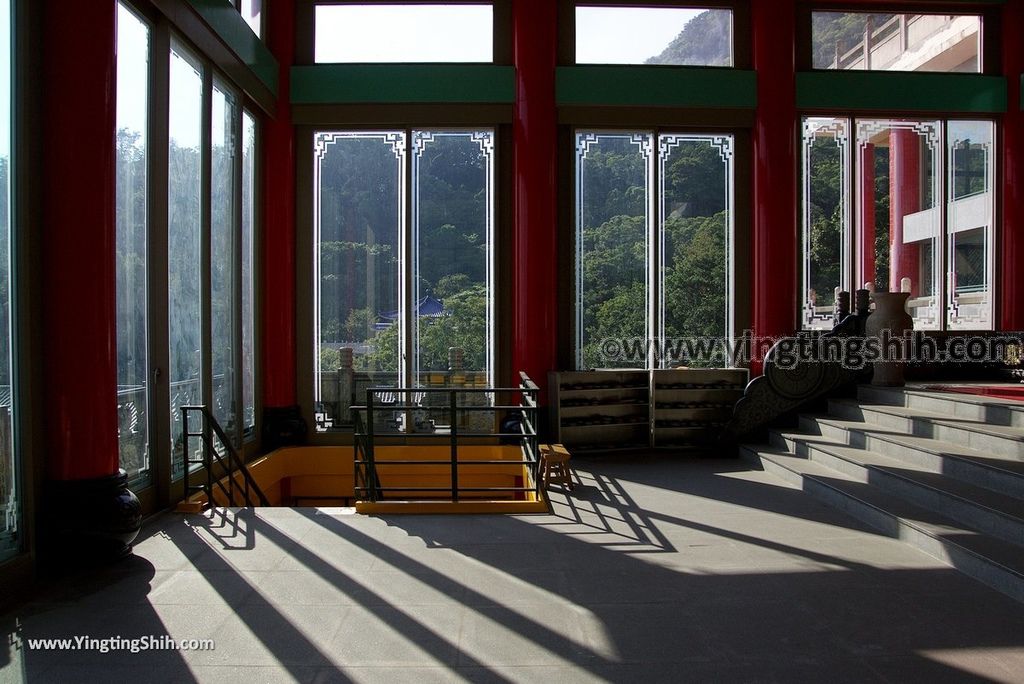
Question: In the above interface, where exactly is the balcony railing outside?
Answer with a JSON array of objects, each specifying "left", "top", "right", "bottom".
[
  {"left": 315, "top": 346, "right": 491, "bottom": 432},
  {"left": 353, "top": 372, "right": 541, "bottom": 503},
  {"left": 829, "top": 14, "right": 978, "bottom": 73},
  {"left": 115, "top": 374, "right": 254, "bottom": 483}
]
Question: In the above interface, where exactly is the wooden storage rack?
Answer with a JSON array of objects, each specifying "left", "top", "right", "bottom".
[
  {"left": 548, "top": 368, "right": 748, "bottom": 453},
  {"left": 650, "top": 368, "right": 748, "bottom": 449},
  {"left": 548, "top": 370, "right": 650, "bottom": 453}
]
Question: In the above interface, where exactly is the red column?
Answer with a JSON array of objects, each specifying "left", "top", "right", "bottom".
[
  {"left": 860, "top": 143, "right": 876, "bottom": 287},
  {"left": 511, "top": 0, "right": 558, "bottom": 396},
  {"left": 42, "top": 1, "right": 119, "bottom": 481},
  {"left": 263, "top": 0, "right": 297, "bottom": 408},
  {"left": 889, "top": 129, "right": 921, "bottom": 296},
  {"left": 1002, "top": 0, "right": 1024, "bottom": 330},
  {"left": 751, "top": 0, "right": 798, "bottom": 374}
]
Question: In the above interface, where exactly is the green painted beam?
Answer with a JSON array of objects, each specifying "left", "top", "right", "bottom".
[
  {"left": 557, "top": 66, "right": 756, "bottom": 108},
  {"left": 797, "top": 71, "right": 1006, "bottom": 113},
  {"left": 291, "top": 65, "right": 516, "bottom": 104},
  {"left": 186, "top": 0, "right": 278, "bottom": 94}
]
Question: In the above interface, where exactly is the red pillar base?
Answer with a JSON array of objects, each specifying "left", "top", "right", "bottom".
[
  {"left": 41, "top": 470, "right": 142, "bottom": 565},
  {"left": 261, "top": 405, "right": 309, "bottom": 451}
]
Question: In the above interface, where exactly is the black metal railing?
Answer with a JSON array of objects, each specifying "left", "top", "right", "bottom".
[
  {"left": 181, "top": 405, "right": 269, "bottom": 509},
  {"left": 352, "top": 372, "right": 541, "bottom": 503}
]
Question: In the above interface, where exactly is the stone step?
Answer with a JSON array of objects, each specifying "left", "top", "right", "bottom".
[
  {"left": 828, "top": 398, "right": 1024, "bottom": 460},
  {"left": 807, "top": 408, "right": 1024, "bottom": 500},
  {"left": 858, "top": 384, "right": 1024, "bottom": 429},
  {"left": 797, "top": 414, "right": 1024, "bottom": 497},
  {"left": 771, "top": 426, "right": 1024, "bottom": 548},
  {"left": 741, "top": 443, "right": 1024, "bottom": 604}
]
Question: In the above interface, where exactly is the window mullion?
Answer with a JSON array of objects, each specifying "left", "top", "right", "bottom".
[
  {"left": 649, "top": 131, "right": 660, "bottom": 370},
  {"left": 402, "top": 128, "right": 414, "bottom": 426},
  {"left": 232, "top": 99, "right": 244, "bottom": 449},
  {"left": 200, "top": 67, "right": 213, "bottom": 424},
  {"left": 148, "top": 22, "right": 172, "bottom": 508},
  {"left": 941, "top": 121, "right": 949, "bottom": 331}
]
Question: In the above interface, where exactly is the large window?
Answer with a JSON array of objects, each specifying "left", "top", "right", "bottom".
[
  {"left": 575, "top": 131, "right": 734, "bottom": 369},
  {"left": 811, "top": 12, "right": 981, "bottom": 73},
  {"left": 168, "top": 43, "right": 205, "bottom": 477},
  {"left": 0, "top": 0, "right": 16, "bottom": 561},
  {"left": 210, "top": 82, "right": 237, "bottom": 441},
  {"left": 800, "top": 116, "right": 995, "bottom": 330},
  {"left": 575, "top": 6, "right": 733, "bottom": 66},
  {"left": 313, "top": 129, "right": 495, "bottom": 431},
  {"left": 314, "top": 4, "right": 493, "bottom": 63},
  {"left": 116, "top": 21, "right": 260, "bottom": 494},
  {"left": 116, "top": 2, "right": 152, "bottom": 485}
]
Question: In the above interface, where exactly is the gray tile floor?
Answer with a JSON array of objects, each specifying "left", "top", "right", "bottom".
[{"left": 3, "top": 457, "right": 1024, "bottom": 683}]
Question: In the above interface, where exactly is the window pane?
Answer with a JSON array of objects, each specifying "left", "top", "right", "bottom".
[
  {"left": 801, "top": 117, "right": 851, "bottom": 330},
  {"left": 947, "top": 120, "right": 994, "bottom": 330},
  {"left": 812, "top": 13, "right": 981, "bottom": 72},
  {"left": 315, "top": 4, "right": 492, "bottom": 63},
  {"left": 412, "top": 130, "right": 495, "bottom": 388},
  {"left": 576, "top": 132, "right": 652, "bottom": 369},
  {"left": 575, "top": 7, "right": 732, "bottom": 66},
  {"left": 168, "top": 45, "right": 204, "bottom": 479},
  {"left": 314, "top": 132, "right": 403, "bottom": 431},
  {"left": 0, "top": 0, "right": 15, "bottom": 561},
  {"left": 241, "top": 111, "right": 256, "bottom": 435},
  {"left": 856, "top": 119, "right": 942, "bottom": 329},
  {"left": 240, "top": 0, "right": 261, "bottom": 37},
  {"left": 211, "top": 83, "right": 237, "bottom": 442},
  {"left": 116, "top": 3, "right": 151, "bottom": 485},
  {"left": 659, "top": 134, "right": 733, "bottom": 365}
]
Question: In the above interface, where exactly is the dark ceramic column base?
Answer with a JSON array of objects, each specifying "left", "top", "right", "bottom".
[
  {"left": 262, "top": 404, "right": 308, "bottom": 451},
  {"left": 43, "top": 469, "right": 142, "bottom": 564}
]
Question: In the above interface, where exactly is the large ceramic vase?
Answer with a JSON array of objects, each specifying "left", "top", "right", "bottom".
[{"left": 865, "top": 291, "right": 913, "bottom": 386}]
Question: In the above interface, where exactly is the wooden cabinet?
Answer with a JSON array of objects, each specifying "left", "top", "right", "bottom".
[
  {"left": 548, "top": 370, "right": 650, "bottom": 453},
  {"left": 548, "top": 368, "right": 748, "bottom": 453},
  {"left": 651, "top": 368, "right": 748, "bottom": 449}
]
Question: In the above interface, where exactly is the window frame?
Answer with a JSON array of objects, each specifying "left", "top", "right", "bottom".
[
  {"left": 560, "top": 1, "right": 751, "bottom": 69},
  {"left": 115, "top": 2, "right": 264, "bottom": 514},
  {"left": 0, "top": 0, "right": 20, "bottom": 563},
  {"left": 796, "top": 3, "right": 1001, "bottom": 76},
  {"left": 797, "top": 109, "right": 999, "bottom": 332},
  {"left": 304, "top": 125, "right": 499, "bottom": 435},
  {"left": 571, "top": 126, "right": 738, "bottom": 371},
  {"left": 115, "top": 0, "right": 156, "bottom": 488},
  {"left": 296, "top": 120, "right": 511, "bottom": 446},
  {"left": 572, "top": 4, "right": 737, "bottom": 68},
  {"left": 299, "top": 0, "right": 511, "bottom": 66}
]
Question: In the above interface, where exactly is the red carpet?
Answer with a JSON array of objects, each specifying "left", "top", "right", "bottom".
[{"left": 926, "top": 385, "right": 1024, "bottom": 402}]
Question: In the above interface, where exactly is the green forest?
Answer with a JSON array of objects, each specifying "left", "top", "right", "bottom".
[{"left": 576, "top": 135, "right": 731, "bottom": 369}]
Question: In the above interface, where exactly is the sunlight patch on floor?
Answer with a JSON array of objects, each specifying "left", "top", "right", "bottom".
[{"left": 918, "top": 648, "right": 1024, "bottom": 684}]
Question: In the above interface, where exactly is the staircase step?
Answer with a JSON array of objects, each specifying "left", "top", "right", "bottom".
[
  {"left": 795, "top": 413, "right": 1024, "bottom": 500},
  {"left": 828, "top": 398, "right": 1024, "bottom": 460},
  {"left": 771, "top": 426, "right": 1024, "bottom": 547},
  {"left": 858, "top": 384, "right": 1024, "bottom": 429},
  {"left": 741, "top": 443, "right": 1024, "bottom": 603}
]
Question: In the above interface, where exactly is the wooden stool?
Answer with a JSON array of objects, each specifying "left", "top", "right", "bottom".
[{"left": 540, "top": 444, "right": 574, "bottom": 491}]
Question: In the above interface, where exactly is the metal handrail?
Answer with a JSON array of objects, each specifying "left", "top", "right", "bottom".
[
  {"left": 351, "top": 373, "right": 541, "bottom": 503},
  {"left": 181, "top": 405, "right": 269, "bottom": 509}
]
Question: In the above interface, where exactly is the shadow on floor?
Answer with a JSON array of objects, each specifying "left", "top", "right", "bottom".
[{"left": 2, "top": 456, "right": 1023, "bottom": 682}]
